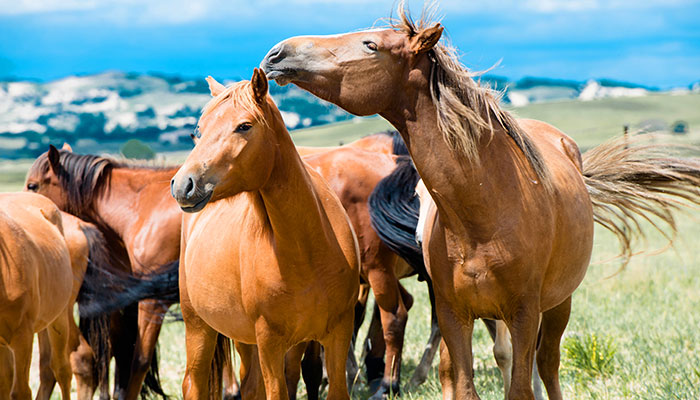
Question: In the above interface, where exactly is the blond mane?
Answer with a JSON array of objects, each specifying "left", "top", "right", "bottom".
[
  {"left": 200, "top": 80, "right": 268, "bottom": 126},
  {"left": 392, "top": 1, "right": 550, "bottom": 185}
]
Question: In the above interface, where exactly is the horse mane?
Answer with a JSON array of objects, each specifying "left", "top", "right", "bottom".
[{"left": 392, "top": 1, "right": 550, "bottom": 186}]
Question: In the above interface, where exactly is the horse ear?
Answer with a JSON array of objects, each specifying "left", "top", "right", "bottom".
[
  {"left": 61, "top": 142, "right": 73, "bottom": 152},
  {"left": 48, "top": 145, "right": 61, "bottom": 174},
  {"left": 250, "top": 68, "right": 268, "bottom": 104},
  {"left": 206, "top": 76, "right": 226, "bottom": 97},
  {"left": 409, "top": 23, "right": 443, "bottom": 54}
]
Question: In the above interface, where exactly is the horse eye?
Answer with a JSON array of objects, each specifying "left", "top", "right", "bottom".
[
  {"left": 193, "top": 127, "right": 201, "bottom": 139},
  {"left": 235, "top": 123, "right": 252, "bottom": 133},
  {"left": 27, "top": 183, "right": 38, "bottom": 192},
  {"left": 364, "top": 41, "right": 378, "bottom": 51}
]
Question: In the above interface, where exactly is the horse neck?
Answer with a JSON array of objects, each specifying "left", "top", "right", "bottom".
[
  {"left": 382, "top": 85, "right": 530, "bottom": 239},
  {"left": 257, "top": 120, "right": 329, "bottom": 254}
]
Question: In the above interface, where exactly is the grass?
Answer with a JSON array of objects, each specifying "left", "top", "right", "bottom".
[{"left": 3, "top": 92, "right": 698, "bottom": 399}]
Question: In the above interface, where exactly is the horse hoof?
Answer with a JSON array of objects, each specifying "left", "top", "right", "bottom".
[
  {"left": 368, "top": 378, "right": 383, "bottom": 394},
  {"left": 368, "top": 380, "right": 400, "bottom": 400}
]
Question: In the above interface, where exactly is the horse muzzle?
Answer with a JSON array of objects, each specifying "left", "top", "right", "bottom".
[
  {"left": 170, "top": 174, "right": 214, "bottom": 213},
  {"left": 260, "top": 41, "right": 305, "bottom": 86}
]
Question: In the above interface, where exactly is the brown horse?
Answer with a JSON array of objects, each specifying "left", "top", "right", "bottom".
[
  {"left": 260, "top": 4, "right": 700, "bottom": 399},
  {"left": 0, "top": 192, "right": 74, "bottom": 399},
  {"left": 170, "top": 69, "right": 360, "bottom": 400},
  {"left": 25, "top": 145, "right": 186, "bottom": 400}
]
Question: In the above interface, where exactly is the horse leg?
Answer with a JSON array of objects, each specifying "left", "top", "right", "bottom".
[
  {"left": 363, "top": 303, "right": 385, "bottom": 391},
  {"left": 222, "top": 340, "right": 242, "bottom": 400},
  {"left": 255, "top": 322, "right": 291, "bottom": 400},
  {"left": 535, "top": 297, "right": 571, "bottom": 400},
  {"left": 301, "top": 341, "right": 323, "bottom": 400},
  {"left": 0, "top": 342, "right": 14, "bottom": 399},
  {"left": 124, "top": 299, "right": 169, "bottom": 400},
  {"left": 236, "top": 342, "right": 266, "bottom": 400},
  {"left": 9, "top": 327, "right": 34, "bottom": 400},
  {"left": 36, "top": 329, "right": 56, "bottom": 400},
  {"left": 505, "top": 301, "right": 540, "bottom": 400},
  {"left": 181, "top": 309, "right": 218, "bottom": 399},
  {"left": 408, "top": 282, "right": 441, "bottom": 389},
  {"left": 367, "top": 265, "right": 410, "bottom": 399},
  {"left": 47, "top": 310, "right": 73, "bottom": 400},
  {"left": 112, "top": 307, "right": 137, "bottom": 400},
  {"left": 320, "top": 311, "right": 353, "bottom": 400},
  {"left": 284, "top": 342, "right": 307, "bottom": 400},
  {"left": 492, "top": 321, "right": 512, "bottom": 399},
  {"left": 434, "top": 293, "right": 478, "bottom": 400},
  {"left": 71, "top": 328, "right": 98, "bottom": 400}
]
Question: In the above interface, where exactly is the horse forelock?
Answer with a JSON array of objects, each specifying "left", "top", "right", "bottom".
[
  {"left": 200, "top": 80, "right": 269, "bottom": 129},
  {"left": 392, "top": 1, "right": 551, "bottom": 188}
]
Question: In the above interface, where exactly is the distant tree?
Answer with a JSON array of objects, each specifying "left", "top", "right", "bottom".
[
  {"left": 671, "top": 120, "right": 689, "bottom": 135},
  {"left": 120, "top": 139, "right": 155, "bottom": 160}
]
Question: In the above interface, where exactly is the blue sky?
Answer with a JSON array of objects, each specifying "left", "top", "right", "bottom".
[{"left": 0, "top": 0, "right": 698, "bottom": 88}]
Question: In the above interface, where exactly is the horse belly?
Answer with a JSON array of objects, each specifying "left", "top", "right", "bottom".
[{"left": 185, "top": 257, "right": 257, "bottom": 342}]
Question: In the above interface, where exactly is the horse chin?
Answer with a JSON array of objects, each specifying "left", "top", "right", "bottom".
[
  {"left": 179, "top": 191, "right": 213, "bottom": 213},
  {"left": 265, "top": 70, "right": 296, "bottom": 86}
]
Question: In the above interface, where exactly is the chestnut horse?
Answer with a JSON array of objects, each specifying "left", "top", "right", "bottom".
[
  {"left": 0, "top": 192, "right": 73, "bottom": 399},
  {"left": 260, "top": 4, "right": 700, "bottom": 399},
  {"left": 25, "top": 145, "right": 186, "bottom": 400},
  {"left": 170, "top": 69, "right": 360, "bottom": 400}
]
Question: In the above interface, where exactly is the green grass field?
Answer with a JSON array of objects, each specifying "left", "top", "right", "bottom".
[{"left": 3, "top": 93, "right": 699, "bottom": 399}]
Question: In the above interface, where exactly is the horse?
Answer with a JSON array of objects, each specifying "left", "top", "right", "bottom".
[
  {"left": 373, "top": 163, "right": 545, "bottom": 400},
  {"left": 25, "top": 144, "right": 190, "bottom": 400},
  {"left": 260, "top": 4, "right": 700, "bottom": 399},
  {"left": 170, "top": 69, "right": 360, "bottom": 400},
  {"left": 0, "top": 192, "right": 74, "bottom": 399}
]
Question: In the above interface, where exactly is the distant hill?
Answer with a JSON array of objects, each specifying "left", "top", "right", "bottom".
[{"left": 0, "top": 71, "right": 697, "bottom": 159}]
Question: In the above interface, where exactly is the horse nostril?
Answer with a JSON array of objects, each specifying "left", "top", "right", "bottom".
[
  {"left": 265, "top": 43, "right": 287, "bottom": 64},
  {"left": 185, "top": 176, "right": 195, "bottom": 198}
]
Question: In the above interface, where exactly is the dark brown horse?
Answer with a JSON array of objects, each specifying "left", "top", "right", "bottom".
[{"left": 260, "top": 4, "right": 700, "bottom": 399}]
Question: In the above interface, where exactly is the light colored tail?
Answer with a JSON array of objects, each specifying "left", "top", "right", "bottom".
[{"left": 582, "top": 135, "right": 700, "bottom": 264}]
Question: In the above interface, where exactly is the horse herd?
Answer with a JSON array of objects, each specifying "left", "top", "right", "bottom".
[{"left": 2, "top": 5, "right": 700, "bottom": 400}]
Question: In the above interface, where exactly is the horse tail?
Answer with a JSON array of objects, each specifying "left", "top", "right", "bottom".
[
  {"left": 76, "top": 224, "right": 113, "bottom": 395},
  {"left": 368, "top": 156, "right": 428, "bottom": 279},
  {"left": 582, "top": 135, "right": 700, "bottom": 265},
  {"left": 78, "top": 224, "right": 176, "bottom": 398},
  {"left": 209, "top": 334, "right": 231, "bottom": 400},
  {"left": 77, "top": 254, "right": 179, "bottom": 318}
]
